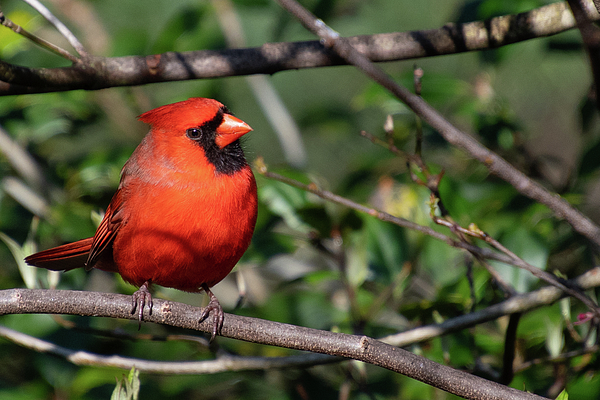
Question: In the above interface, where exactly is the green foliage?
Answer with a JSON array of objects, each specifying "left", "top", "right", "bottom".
[
  {"left": 557, "top": 390, "right": 568, "bottom": 400},
  {"left": 0, "top": 0, "right": 598, "bottom": 398},
  {"left": 111, "top": 368, "right": 140, "bottom": 400}
]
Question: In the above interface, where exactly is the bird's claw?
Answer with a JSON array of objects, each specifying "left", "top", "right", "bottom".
[
  {"left": 199, "top": 284, "right": 224, "bottom": 342},
  {"left": 131, "top": 281, "right": 153, "bottom": 329}
]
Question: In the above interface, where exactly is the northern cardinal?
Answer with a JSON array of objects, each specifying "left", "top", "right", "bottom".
[{"left": 25, "top": 98, "right": 258, "bottom": 339}]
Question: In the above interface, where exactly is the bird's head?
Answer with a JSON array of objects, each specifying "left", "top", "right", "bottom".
[
  {"left": 139, "top": 97, "right": 252, "bottom": 149},
  {"left": 137, "top": 98, "right": 253, "bottom": 176}
]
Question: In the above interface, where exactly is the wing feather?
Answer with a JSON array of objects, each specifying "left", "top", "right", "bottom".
[{"left": 86, "top": 188, "right": 126, "bottom": 268}]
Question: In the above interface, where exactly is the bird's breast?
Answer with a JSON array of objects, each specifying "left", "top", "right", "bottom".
[{"left": 111, "top": 165, "right": 257, "bottom": 292}]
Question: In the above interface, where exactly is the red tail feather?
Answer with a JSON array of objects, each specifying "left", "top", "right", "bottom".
[{"left": 25, "top": 238, "right": 93, "bottom": 271}]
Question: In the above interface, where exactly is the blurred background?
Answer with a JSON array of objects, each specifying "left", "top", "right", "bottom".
[{"left": 0, "top": 0, "right": 599, "bottom": 398}]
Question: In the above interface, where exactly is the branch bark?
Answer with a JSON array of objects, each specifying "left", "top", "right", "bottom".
[
  {"left": 0, "top": 288, "right": 546, "bottom": 400},
  {"left": 3, "top": 267, "right": 599, "bottom": 375},
  {"left": 568, "top": 0, "right": 600, "bottom": 112},
  {"left": 273, "top": 0, "right": 600, "bottom": 263},
  {"left": 0, "top": 1, "right": 597, "bottom": 95}
]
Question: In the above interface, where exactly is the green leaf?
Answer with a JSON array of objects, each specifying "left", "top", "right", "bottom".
[
  {"left": 545, "top": 317, "right": 564, "bottom": 358},
  {"left": 259, "top": 179, "right": 312, "bottom": 233},
  {"left": 490, "top": 227, "right": 548, "bottom": 292},
  {"left": 127, "top": 367, "right": 140, "bottom": 400},
  {"left": 0, "top": 229, "right": 37, "bottom": 289},
  {"left": 556, "top": 389, "right": 569, "bottom": 400},
  {"left": 111, "top": 367, "right": 140, "bottom": 400},
  {"left": 346, "top": 230, "right": 369, "bottom": 287}
]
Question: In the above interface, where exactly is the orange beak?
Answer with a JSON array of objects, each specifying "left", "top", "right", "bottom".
[{"left": 215, "top": 114, "right": 253, "bottom": 148}]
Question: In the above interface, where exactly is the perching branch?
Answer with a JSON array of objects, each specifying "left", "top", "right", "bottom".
[
  {"left": 2, "top": 267, "right": 600, "bottom": 377},
  {"left": 0, "top": 1, "right": 597, "bottom": 95},
  {"left": 0, "top": 288, "right": 547, "bottom": 400}
]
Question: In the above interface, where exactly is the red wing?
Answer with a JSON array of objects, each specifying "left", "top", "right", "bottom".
[
  {"left": 26, "top": 188, "right": 127, "bottom": 272},
  {"left": 86, "top": 187, "right": 126, "bottom": 269},
  {"left": 25, "top": 238, "right": 93, "bottom": 271}
]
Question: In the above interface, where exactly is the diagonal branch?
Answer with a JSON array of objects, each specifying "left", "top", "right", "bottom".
[
  {"left": 0, "top": 1, "right": 597, "bottom": 95},
  {"left": 21, "top": 0, "right": 87, "bottom": 57},
  {"left": 273, "top": 0, "right": 600, "bottom": 319},
  {"left": 0, "top": 288, "right": 546, "bottom": 400},
  {"left": 0, "top": 10, "right": 79, "bottom": 62},
  {"left": 568, "top": 0, "right": 600, "bottom": 112},
  {"left": 382, "top": 266, "right": 600, "bottom": 346}
]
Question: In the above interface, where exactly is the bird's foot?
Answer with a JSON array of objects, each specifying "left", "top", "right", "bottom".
[
  {"left": 131, "top": 281, "right": 153, "bottom": 329},
  {"left": 199, "top": 284, "right": 224, "bottom": 342}
]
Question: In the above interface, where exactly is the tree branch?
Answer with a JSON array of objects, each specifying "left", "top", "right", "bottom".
[
  {"left": 0, "top": 1, "right": 597, "bottom": 95},
  {"left": 20, "top": 0, "right": 88, "bottom": 57},
  {"left": 0, "top": 9, "right": 79, "bottom": 62},
  {"left": 2, "top": 267, "right": 599, "bottom": 377},
  {"left": 568, "top": 0, "right": 600, "bottom": 112},
  {"left": 257, "top": 160, "right": 599, "bottom": 315},
  {"left": 382, "top": 267, "right": 600, "bottom": 347},
  {"left": 272, "top": 0, "right": 600, "bottom": 316},
  {"left": 0, "top": 324, "right": 340, "bottom": 373},
  {"left": 0, "top": 288, "right": 546, "bottom": 400}
]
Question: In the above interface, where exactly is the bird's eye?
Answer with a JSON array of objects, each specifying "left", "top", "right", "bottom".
[{"left": 186, "top": 128, "right": 202, "bottom": 139}]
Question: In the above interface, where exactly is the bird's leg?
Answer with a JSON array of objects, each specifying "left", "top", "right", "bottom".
[
  {"left": 199, "top": 284, "right": 224, "bottom": 341},
  {"left": 131, "top": 281, "right": 153, "bottom": 329}
]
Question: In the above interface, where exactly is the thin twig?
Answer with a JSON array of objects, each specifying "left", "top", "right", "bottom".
[
  {"left": 21, "top": 0, "right": 88, "bottom": 56},
  {"left": 256, "top": 159, "right": 599, "bottom": 315},
  {"left": 567, "top": 0, "right": 600, "bottom": 113},
  {"left": 431, "top": 214, "right": 598, "bottom": 310},
  {"left": 0, "top": 324, "right": 338, "bottom": 374},
  {"left": 273, "top": 0, "right": 600, "bottom": 319},
  {"left": 381, "top": 267, "right": 600, "bottom": 347},
  {"left": 514, "top": 344, "right": 599, "bottom": 373},
  {"left": 0, "top": 10, "right": 79, "bottom": 62},
  {"left": 364, "top": 124, "right": 516, "bottom": 295},
  {"left": 254, "top": 159, "right": 519, "bottom": 267}
]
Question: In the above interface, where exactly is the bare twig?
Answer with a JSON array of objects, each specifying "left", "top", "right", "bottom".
[
  {"left": 0, "top": 1, "right": 597, "bottom": 95},
  {"left": 381, "top": 267, "right": 600, "bottom": 347},
  {"left": 514, "top": 344, "right": 599, "bottom": 373},
  {"left": 0, "top": 10, "right": 79, "bottom": 62},
  {"left": 430, "top": 210, "right": 599, "bottom": 312},
  {"left": 0, "top": 324, "right": 338, "bottom": 373},
  {"left": 256, "top": 160, "right": 599, "bottom": 315},
  {"left": 255, "top": 159, "right": 520, "bottom": 267},
  {"left": 21, "top": 0, "right": 88, "bottom": 56},
  {"left": 273, "top": 0, "right": 600, "bottom": 319},
  {"left": 212, "top": 0, "right": 306, "bottom": 168},
  {"left": 568, "top": 0, "right": 600, "bottom": 113}
]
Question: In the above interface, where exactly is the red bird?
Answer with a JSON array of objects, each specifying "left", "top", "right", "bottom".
[{"left": 25, "top": 98, "right": 258, "bottom": 339}]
